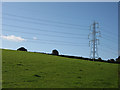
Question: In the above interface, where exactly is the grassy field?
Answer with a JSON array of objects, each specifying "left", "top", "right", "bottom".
[{"left": 2, "top": 49, "right": 118, "bottom": 88}]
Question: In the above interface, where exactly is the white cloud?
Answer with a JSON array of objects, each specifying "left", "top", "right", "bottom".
[
  {"left": 33, "top": 37, "right": 37, "bottom": 40},
  {"left": 1, "top": 35, "right": 26, "bottom": 42}
]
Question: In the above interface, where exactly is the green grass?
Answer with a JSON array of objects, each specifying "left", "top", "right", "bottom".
[{"left": 2, "top": 49, "right": 118, "bottom": 88}]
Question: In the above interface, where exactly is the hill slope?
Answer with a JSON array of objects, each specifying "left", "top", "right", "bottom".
[{"left": 2, "top": 49, "right": 118, "bottom": 88}]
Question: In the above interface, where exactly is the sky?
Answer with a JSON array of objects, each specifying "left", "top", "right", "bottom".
[{"left": 1, "top": 2, "right": 118, "bottom": 60}]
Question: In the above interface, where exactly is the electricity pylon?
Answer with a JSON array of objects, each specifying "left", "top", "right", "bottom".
[{"left": 88, "top": 21, "right": 101, "bottom": 60}]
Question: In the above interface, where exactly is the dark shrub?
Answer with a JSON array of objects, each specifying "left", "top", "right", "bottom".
[
  {"left": 108, "top": 59, "right": 115, "bottom": 63},
  {"left": 52, "top": 49, "right": 59, "bottom": 55},
  {"left": 17, "top": 47, "right": 27, "bottom": 51},
  {"left": 110, "top": 59, "right": 115, "bottom": 62},
  {"left": 98, "top": 57, "right": 102, "bottom": 61}
]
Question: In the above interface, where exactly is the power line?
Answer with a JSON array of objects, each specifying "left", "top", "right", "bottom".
[
  {"left": 2, "top": 24, "right": 88, "bottom": 37},
  {"left": 101, "top": 37, "right": 117, "bottom": 44},
  {"left": 100, "top": 45, "right": 118, "bottom": 56},
  {"left": 3, "top": 5, "right": 89, "bottom": 28},
  {"left": 99, "top": 50, "right": 117, "bottom": 60},
  {"left": 100, "top": 43, "right": 117, "bottom": 51},
  {"left": 28, "top": 41, "right": 88, "bottom": 47},
  {"left": 28, "top": 37, "right": 88, "bottom": 45},
  {"left": 3, "top": 17, "right": 88, "bottom": 31},
  {"left": 2, "top": 31, "right": 88, "bottom": 45},
  {"left": 2, "top": 21, "right": 117, "bottom": 48},
  {"left": 100, "top": 27, "right": 117, "bottom": 36},
  {"left": 100, "top": 38, "right": 117, "bottom": 55},
  {"left": 99, "top": 27, "right": 118, "bottom": 44},
  {"left": 3, "top": 29, "right": 87, "bottom": 39},
  {"left": 1, "top": 35, "right": 88, "bottom": 47},
  {"left": 3, "top": 13, "right": 89, "bottom": 28},
  {"left": 102, "top": 33, "right": 118, "bottom": 40},
  {"left": 27, "top": 40, "right": 88, "bottom": 47}
]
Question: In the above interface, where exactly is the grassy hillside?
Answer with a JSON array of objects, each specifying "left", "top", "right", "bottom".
[{"left": 2, "top": 49, "right": 118, "bottom": 88}]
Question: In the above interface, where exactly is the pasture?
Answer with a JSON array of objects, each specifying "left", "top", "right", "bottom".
[{"left": 2, "top": 49, "right": 118, "bottom": 88}]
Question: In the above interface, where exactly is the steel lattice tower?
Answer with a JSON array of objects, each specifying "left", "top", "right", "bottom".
[{"left": 88, "top": 21, "right": 101, "bottom": 60}]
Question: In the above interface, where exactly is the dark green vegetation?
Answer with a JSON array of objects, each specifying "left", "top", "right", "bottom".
[{"left": 2, "top": 49, "right": 118, "bottom": 88}]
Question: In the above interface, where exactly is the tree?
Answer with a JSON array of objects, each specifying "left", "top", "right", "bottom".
[
  {"left": 108, "top": 59, "right": 115, "bottom": 63},
  {"left": 110, "top": 59, "right": 115, "bottom": 62},
  {"left": 52, "top": 49, "right": 59, "bottom": 56},
  {"left": 98, "top": 57, "right": 102, "bottom": 61},
  {"left": 17, "top": 47, "right": 27, "bottom": 51}
]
